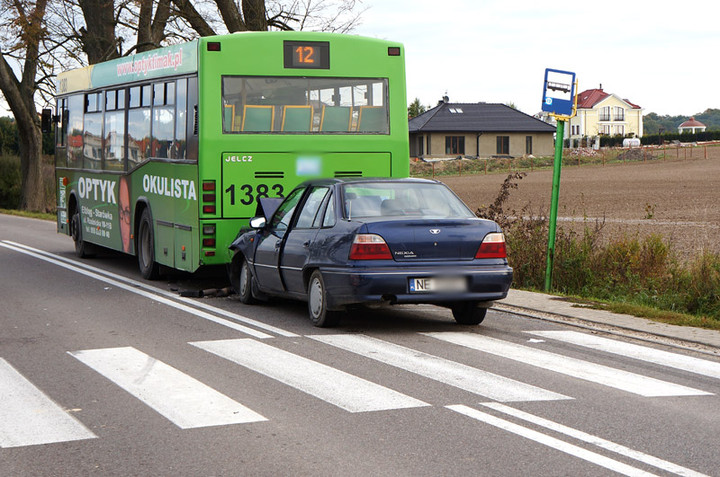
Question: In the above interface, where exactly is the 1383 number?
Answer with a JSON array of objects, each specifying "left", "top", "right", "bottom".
[{"left": 225, "top": 183, "right": 284, "bottom": 206}]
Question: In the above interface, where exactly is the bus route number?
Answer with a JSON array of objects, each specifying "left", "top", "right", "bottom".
[{"left": 225, "top": 183, "right": 284, "bottom": 206}]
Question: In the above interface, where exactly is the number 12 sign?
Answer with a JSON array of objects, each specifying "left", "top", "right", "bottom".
[
  {"left": 541, "top": 68, "right": 576, "bottom": 118},
  {"left": 284, "top": 41, "right": 330, "bottom": 69}
]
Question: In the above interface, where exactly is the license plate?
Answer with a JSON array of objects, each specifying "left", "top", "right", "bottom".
[{"left": 409, "top": 276, "right": 467, "bottom": 293}]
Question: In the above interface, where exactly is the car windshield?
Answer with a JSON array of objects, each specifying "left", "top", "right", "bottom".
[{"left": 342, "top": 182, "right": 475, "bottom": 219}]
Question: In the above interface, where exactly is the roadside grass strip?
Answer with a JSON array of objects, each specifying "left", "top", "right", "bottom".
[
  {"left": 309, "top": 334, "right": 570, "bottom": 402},
  {"left": 0, "top": 240, "right": 295, "bottom": 338},
  {"left": 191, "top": 338, "right": 429, "bottom": 413},
  {"left": 0, "top": 358, "right": 97, "bottom": 447},
  {"left": 424, "top": 332, "right": 712, "bottom": 397},
  {"left": 448, "top": 404, "right": 709, "bottom": 477},
  {"left": 69, "top": 347, "right": 267, "bottom": 428},
  {"left": 527, "top": 331, "right": 720, "bottom": 379},
  {"left": 480, "top": 402, "right": 710, "bottom": 477}
]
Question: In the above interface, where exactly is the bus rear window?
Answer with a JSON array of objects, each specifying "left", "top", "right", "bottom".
[{"left": 221, "top": 76, "right": 388, "bottom": 134}]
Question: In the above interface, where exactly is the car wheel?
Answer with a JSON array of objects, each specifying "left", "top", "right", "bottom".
[
  {"left": 137, "top": 208, "right": 160, "bottom": 280},
  {"left": 451, "top": 302, "right": 487, "bottom": 325},
  {"left": 307, "top": 270, "right": 340, "bottom": 327},
  {"left": 238, "top": 258, "right": 259, "bottom": 304},
  {"left": 71, "top": 209, "right": 95, "bottom": 258}
]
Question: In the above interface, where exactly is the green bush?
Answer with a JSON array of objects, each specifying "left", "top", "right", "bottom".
[
  {"left": 0, "top": 155, "right": 21, "bottom": 209},
  {"left": 477, "top": 173, "right": 720, "bottom": 326}
]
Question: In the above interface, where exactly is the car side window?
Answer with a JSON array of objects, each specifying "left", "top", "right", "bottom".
[
  {"left": 295, "top": 187, "right": 330, "bottom": 229},
  {"left": 321, "top": 192, "right": 336, "bottom": 228},
  {"left": 269, "top": 187, "right": 305, "bottom": 237}
]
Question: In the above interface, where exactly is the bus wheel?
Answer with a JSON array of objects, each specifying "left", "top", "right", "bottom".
[
  {"left": 137, "top": 208, "right": 160, "bottom": 280},
  {"left": 71, "top": 209, "right": 95, "bottom": 258}
]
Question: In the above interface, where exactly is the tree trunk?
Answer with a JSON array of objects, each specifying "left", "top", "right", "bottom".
[
  {"left": 78, "top": 0, "right": 119, "bottom": 63},
  {"left": 242, "top": 0, "right": 268, "bottom": 31},
  {"left": 0, "top": 0, "right": 48, "bottom": 211}
]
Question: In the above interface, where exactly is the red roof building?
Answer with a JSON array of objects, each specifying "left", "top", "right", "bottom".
[{"left": 678, "top": 117, "right": 706, "bottom": 134}]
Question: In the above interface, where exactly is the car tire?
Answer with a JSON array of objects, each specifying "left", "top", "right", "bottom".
[
  {"left": 451, "top": 302, "right": 487, "bottom": 325},
  {"left": 307, "top": 270, "right": 341, "bottom": 327},
  {"left": 137, "top": 208, "right": 161, "bottom": 280},
  {"left": 71, "top": 209, "right": 95, "bottom": 258},
  {"left": 238, "top": 258, "right": 259, "bottom": 305}
]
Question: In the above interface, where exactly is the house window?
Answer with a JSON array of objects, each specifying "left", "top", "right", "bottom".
[
  {"left": 613, "top": 125, "right": 625, "bottom": 136},
  {"left": 526, "top": 136, "right": 532, "bottom": 155},
  {"left": 600, "top": 124, "right": 611, "bottom": 135},
  {"left": 599, "top": 106, "right": 610, "bottom": 122},
  {"left": 418, "top": 135, "right": 424, "bottom": 156},
  {"left": 614, "top": 106, "right": 625, "bottom": 121},
  {"left": 445, "top": 136, "right": 465, "bottom": 155},
  {"left": 496, "top": 136, "right": 509, "bottom": 155}
]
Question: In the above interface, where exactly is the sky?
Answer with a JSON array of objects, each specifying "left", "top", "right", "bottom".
[
  {"left": 1, "top": 1, "right": 716, "bottom": 118},
  {"left": 354, "top": 0, "right": 719, "bottom": 116}
]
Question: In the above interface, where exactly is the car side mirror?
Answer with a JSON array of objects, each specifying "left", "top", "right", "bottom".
[
  {"left": 249, "top": 216, "right": 266, "bottom": 229},
  {"left": 41, "top": 109, "right": 53, "bottom": 133}
]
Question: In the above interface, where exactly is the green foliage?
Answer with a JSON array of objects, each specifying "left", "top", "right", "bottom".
[
  {"left": 643, "top": 109, "right": 720, "bottom": 134},
  {"left": 407, "top": 98, "right": 428, "bottom": 119},
  {"left": 477, "top": 173, "right": 720, "bottom": 327},
  {"left": 0, "top": 117, "right": 20, "bottom": 155},
  {"left": 0, "top": 155, "right": 22, "bottom": 209}
]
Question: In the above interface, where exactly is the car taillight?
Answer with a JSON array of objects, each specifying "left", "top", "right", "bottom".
[
  {"left": 475, "top": 233, "right": 507, "bottom": 259},
  {"left": 349, "top": 234, "right": 392, "bottom": 260}
]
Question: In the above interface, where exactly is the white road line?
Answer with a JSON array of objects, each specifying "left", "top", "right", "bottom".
[
  {"left": 69, "top": 347, "right": 266, "bottom": 429},
  {"left": 481, "top": 402, "right": 709, "bottom": 477},
  {"left": 191, "top": 338, "right": 429, "bottom": 413},
  {"left": 0, "top": 241, "right": 273, "bottom": 339},
  {"left": 4, "top": 241, "right": 299, "bottom": 338},
  {"left": 447, "top": 405, "right": 658, "bottom": 477},
  {"left": 529, "top": 330, "right": 720, "bottom": 380},
  {"left": 309, "top": 334, "right": 570, "bottom": 402},
  {"left": 425, "top": 332, "right": 712, "bottom": 397},
  {"left": 0, "top": 358, "right": 97, "bottom": 448}
]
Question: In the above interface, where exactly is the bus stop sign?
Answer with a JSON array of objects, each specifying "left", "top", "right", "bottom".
[{"left": 541, "top": 68, "right": 576, "bottom": 117}]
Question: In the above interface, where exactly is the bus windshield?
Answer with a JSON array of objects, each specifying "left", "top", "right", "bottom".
[{"left": 222, "top": 76, "right": 388, "bottom": 134}]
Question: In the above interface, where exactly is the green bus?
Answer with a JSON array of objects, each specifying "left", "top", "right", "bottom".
[{"left": 52, "top": 32, "right": 408, "bottom": 279}]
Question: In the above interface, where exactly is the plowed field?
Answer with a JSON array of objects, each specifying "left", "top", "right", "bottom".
[{"left": 434, "top": 146, "right": 720, "bottom": 255}]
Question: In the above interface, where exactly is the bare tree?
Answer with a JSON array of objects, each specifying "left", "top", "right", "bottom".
[{"left": 0, "top": 0, "right": 50, "bottom": 211}]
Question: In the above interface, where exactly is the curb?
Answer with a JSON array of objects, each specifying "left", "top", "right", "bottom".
[{"left": 492, "top": 303, "right": 720, "bottom": 358}]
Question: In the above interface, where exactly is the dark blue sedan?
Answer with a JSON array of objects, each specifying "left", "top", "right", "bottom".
[{"left": 229, "top": 178, "right": 513, "bottom": 327}]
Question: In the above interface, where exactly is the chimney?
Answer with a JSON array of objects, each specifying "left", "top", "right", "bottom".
[{"left": 599, "top": 83, "right": 603, "bottom": 90}]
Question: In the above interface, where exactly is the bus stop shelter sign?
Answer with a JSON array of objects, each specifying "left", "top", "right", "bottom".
[{"left": 541, "top": 68, "right": 576, "bottom": 117}]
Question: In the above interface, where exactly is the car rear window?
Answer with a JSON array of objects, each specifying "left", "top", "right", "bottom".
[{"left": 342, "top": 182, "right": 475, "bottom": 219}]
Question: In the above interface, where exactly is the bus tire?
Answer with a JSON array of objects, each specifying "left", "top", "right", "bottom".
[
  {"left": 137, "top": 208, "right": 160, "bottom": 280},
  {"left": 71, "top": 209, "right": 95, "bottom": 258}
]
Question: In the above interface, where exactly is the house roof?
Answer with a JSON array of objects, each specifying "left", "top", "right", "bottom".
[
  {"left": 576, "top": 88, "right": 641, "bottom": 109},
  {"left": 679, "top": 117, "right": 706, "bottom": 128},
  {"left": 408, "top": 102, "right": 556, "bottom": 133}
]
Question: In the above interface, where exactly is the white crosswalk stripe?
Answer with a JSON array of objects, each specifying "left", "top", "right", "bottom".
[
  {"left": 191, "top": 338, "right": 429, "bottom": 412},
  {"left": 309, "top": 334, "right": 570, "bottom": 402},
  {"left": 0, "top": 358, "right": 97, "bottom": 448},
  {"left": 424, "top": 332, "right": 712, "bottom": 397},
  {"left": 528, "top": 330, "right": 720, "bottom": 380},
  {"left": 69, "top": 347, "right": 267, "bottom": 429}
]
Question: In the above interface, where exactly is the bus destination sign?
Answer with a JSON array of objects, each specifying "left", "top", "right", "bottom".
[{"left": 283, "top": 41, "right": 330, "bottom": 69}]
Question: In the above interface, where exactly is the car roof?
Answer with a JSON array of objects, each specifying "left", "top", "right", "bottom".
[{"left": 297, "top": 177, "right": 441, "bottom": 187}]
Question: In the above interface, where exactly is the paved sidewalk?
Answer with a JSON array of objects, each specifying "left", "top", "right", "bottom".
[{"left": 495, "top": 289, "right": 720, "bottom": 354}]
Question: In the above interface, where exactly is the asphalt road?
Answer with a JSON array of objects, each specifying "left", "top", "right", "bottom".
[{"left": 2, "top": 213, "right": 720, "bottom": 477}]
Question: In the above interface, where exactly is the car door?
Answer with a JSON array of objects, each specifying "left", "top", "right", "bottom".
[
  {"left": 280, "top": 186, "right": 331, "bottom": 295},
  {"left": 253, "top": 187, "right": 305, "bottom": 293}
]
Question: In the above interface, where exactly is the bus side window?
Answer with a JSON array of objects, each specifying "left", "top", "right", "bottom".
[{"left": 173, "top": 78, "right": 187, "bottom": 159}]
